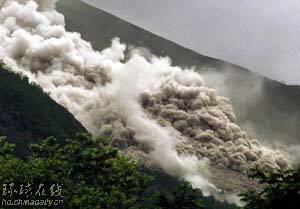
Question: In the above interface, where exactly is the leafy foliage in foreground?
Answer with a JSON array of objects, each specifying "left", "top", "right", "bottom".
[
  {"left": 0, "top": 134, "right": 215, "bottom": 209},
  {"left": 153, "top": 181, "right": 205, "bottom": 209},
  {"left": 0, "top": 134, "right": 151, "bottom": 209},
  {"left": 142, "top": 169, "right": 237, "bottom": 209},
  {"left": 240, "top": 167, "right": 300, "bottom": 209}
]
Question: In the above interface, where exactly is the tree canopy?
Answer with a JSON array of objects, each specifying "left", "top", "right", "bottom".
[
  {"left": 0, "top": 134, "right": 151, "bottom": 209},
  {"left": 240, "top": 167, "right": 300, "bottom": 209},
  {"left": 0, "top": 134, "right": 220, "bottom": 209},
  {"left": 153, "top": 181, "right": 205, "bottom": 209}
]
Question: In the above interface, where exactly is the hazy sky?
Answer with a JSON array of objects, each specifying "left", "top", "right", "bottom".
[{"left": 83, "top": 0, "right": 300, "bottom": 84}]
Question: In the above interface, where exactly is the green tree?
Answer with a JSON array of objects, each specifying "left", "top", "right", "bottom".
[
  {"left": 0, "top": 134, "right": 151, "bottom": 209},
  {"left": 0, "top": 134, "right": 223, "bottom": 209},
  {"left": 240, "top": 167, "right": 300, "bottom": 209},
  {"left": 153, "top": 181, "right": 205, "bottom": 209}
]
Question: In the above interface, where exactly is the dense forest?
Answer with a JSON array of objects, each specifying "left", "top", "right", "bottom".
[
  {"left": 0, "top": 133, "right": 298, "bottom": 209},
  {"left": 0, "top": 133, "right": 238, "bottom": 209},
  {"left": 0, "top": 62, "right": 86, "bottom": 157}
]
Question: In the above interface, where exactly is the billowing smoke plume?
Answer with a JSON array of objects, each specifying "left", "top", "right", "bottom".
[{"left": 0, "top": 0, "right": 290, "bottom": 202}]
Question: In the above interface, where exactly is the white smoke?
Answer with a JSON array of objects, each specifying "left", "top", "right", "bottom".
[{"left": 0, "top": 0, "right": 290, "bottom": 202}]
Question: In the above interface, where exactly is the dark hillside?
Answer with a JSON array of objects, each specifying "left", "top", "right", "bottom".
[
  {"left": 57, "top": 0, "right": 223, "bottom": 69},
  {"left": 0, "top": 62, "right": 86, "bottom": 157}
]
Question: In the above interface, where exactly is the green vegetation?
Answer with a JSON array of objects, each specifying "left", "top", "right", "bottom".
[
  {"left": 1, "top": 133, "right": 299, "bottom": 209},
  {"left": 0, "top": 62, "right": 86, "bottom": 157},
  {"left": 142, "top": 169, "right": 237, "bottom": 209},
  {"left": 152, "top": 182, "right": 205, "bottom": 209},
  {"left": 240, "top": 167, "right": 300, "bottom": 209},
  {"left": 0, "top": 134, "right": 238, "bottom": 209},
  {"left": 0, "top": 134, "right": 151, "bottom": 209}
]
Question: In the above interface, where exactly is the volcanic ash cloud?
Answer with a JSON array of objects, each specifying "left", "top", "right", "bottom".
[{"left": 0, "top": 0, "right": 289, "bottom": 199}]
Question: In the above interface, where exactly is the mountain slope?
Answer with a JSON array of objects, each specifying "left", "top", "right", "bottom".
[
  {"left": 57, "top": 0, "right": 300, "bottom": 149},
  {"left": 57, "top": 0, "right": 223, "bottom": 69},
  {"left": 0, "top": 62, "right": 86, "bottom": 157}
]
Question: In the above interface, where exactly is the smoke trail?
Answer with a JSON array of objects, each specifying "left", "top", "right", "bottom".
[{"left": 0, "top": 0, "right": 289, "bottom": 201}]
